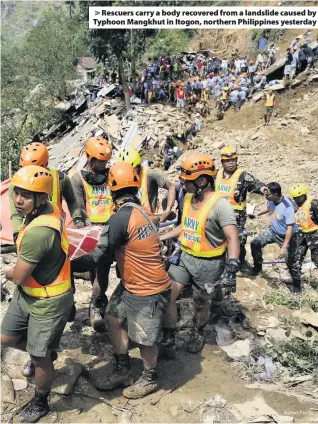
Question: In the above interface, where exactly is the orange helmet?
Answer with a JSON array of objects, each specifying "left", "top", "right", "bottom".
[
  {"left": 11, "top": 165, "right": 53, "bottom": 196},
  {"left": 180, "top": 153, "right": 216, "bottom": 181},
  {"left": 19, "top": 143, "right": 49, "bottom": 168},
  {"left": 86, "top": 137, "right": 112, "bottom": 162},
  {"left": 108, "top": 162, "right": 139, "bottom": 192},
  {"left": 221, "top": 146, "right": 238, "bottom": 160}
]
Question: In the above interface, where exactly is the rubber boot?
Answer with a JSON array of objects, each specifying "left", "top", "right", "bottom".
[
  {"left": 243, "top": 264, "right": 262, "bottom": 277},
  {"left": 22, "top": 350, "right": 58, "bottom": 378},
  {"left": 123, "top": 368, "right": 158, "bottom": 399},
  {"left": 89, "top": 295, "right": 107, "bottom": 332},
  {"left": 187, "top": 327, "right": 205, "bottom": 353},
  {"left": 289, "top": 281, "right": 302, "bottom": 294},
  {"left": 158, "top": 328, "right": 176, "bottom": 359},
  {"left": 20, "top": 391, "right": 50, "bottom": 423},
  {"left": 239, "top": 261, "right": 254, "bottom": 273},
  {"left": 93, "top": 354, "right": 133, "bottom": 391}
]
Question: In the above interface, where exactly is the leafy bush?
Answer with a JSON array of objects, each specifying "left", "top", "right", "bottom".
[{"left": 145, "top": 29, "right": 190, "bottom": 59}]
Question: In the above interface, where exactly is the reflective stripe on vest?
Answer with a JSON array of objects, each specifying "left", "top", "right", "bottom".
[
  {"left": 49, "top": 168, "right": 63, "bottom": 215},
  {"left": 16, "top": 204, "right": 71, "bottom": 298},
  {"left": 295, "top": 196, "right": 318, "bottom": 233},
  {"left": 138, "top": 166, "right": 153, "bottom": 215},
  {"left": 80, "top": 173, "right": 113, "bottom": 223},
  {"left": 265, "top": 94, "right": 274, "bottom": 107},
  {"left": 179, "top": 192, "right": 227, "bottom": 258},
  {"left": 215, "top": 168, "right": 246, "bottom": 211}
]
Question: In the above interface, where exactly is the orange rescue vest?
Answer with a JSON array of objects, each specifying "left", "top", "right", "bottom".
[
  {"left": 80, "top": 172, "right": 113, "bottom": 223},
  {"left": 179, "top": 192, "right": 227, "bottom": 258},
  {"left": 16, "top": 204, "right": 71, "bottom": 298},
  {"left": 138, "top": 166, "right": 153, "bottom": 215},
  {"left": 215, "top": 168, "right": 246, "bottom": 211},
  {"left": 295, "top": 196, "right": 318, "bottom": 233}
]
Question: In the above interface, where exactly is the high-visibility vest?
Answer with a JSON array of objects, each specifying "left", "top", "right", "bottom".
[
  {"left": 220, "top": 90, "right": 229, "bottom": 101},
  {"left": 215, "top": 168, "right": 246, "bottom": 211},
  {"left": 179, "top": 192, "right": 227, "bottom": 258},
  {"left": 202, "top": 91, "right": 209, "bottom": 101},
  {"left": 295, "top": 196, "right": 318, "bottom": 233},
  {"left": 16, "top": 204, "right": 71, "bottom": 298},
  {"left": 49, "top": 168, "right": 63, "bottom": 216},
  {"left": 80, "top": 172, "right": 113, "bottom": 223},
  {"left": 137, "top": 166, "right": 153, "bottom": 215},
  {"left": 265, "top": 93, "right": 275, "bottom": 107}
]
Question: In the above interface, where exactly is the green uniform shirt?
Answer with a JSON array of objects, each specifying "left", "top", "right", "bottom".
[
  {"left": 18, "top": 203, "right": 73, "bottom": 320},
  {"left": 198, "top": 197, "right": 237, "bottom": 247}
]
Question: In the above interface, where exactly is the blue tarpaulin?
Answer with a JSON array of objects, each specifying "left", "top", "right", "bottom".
[{"left": 259, "top": 37, "right": 267, "bottom": 51}]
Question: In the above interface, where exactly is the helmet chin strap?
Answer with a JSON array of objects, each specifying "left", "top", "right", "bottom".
[
  {"left": 30, "top": 193, "right": 45, "bottom": 217},
  {"left": 193, "top": 179, "right": 209, "bottom": 198}
]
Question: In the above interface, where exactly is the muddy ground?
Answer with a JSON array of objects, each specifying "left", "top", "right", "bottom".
[{"left": 2, "top": 80, "right": 318, "bottom": 424}]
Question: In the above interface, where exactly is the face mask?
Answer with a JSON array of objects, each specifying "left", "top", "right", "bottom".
[{"left": 81, "top": 170, "right": 107, "bottom": 186}]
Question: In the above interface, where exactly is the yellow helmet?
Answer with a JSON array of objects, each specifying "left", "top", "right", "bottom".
[
  {"left": 290, "top": 184, "right": 308, "bottom": 198},
  {"left": 117, "top": 146, "right": 141, "bottom": 168},
  {"left": 221, "top": 146, "right": 238, "bottom": 160}
]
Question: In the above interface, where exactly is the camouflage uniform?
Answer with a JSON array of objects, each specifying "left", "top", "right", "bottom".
[
  {"left": 298, "top": 198, "right": 318, "bottom": 268},
  {"left": 251, "top": 227, "right": 301, "bottom": 284},
  {"left": 230, "top": 171, "right": 267, "bottom": 266}
]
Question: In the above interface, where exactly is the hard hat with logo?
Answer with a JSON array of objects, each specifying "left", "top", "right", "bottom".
[
  {"left": 11, "top": 165, "right": 53, "bottom": 196},
  {"left": 86, "top": 137, "right": 112, "bottom": 162},
  {"left": 117, "top": 146, "right": 141, "bottom": 168},
  {"left": 290, "top": 183, "right": 308, "bottom": 198},
  {"left": 221, "top": 146, "right": 238, "bottom": 160},
  {"left": 180, "top": 153, "right": 216, "bottom": 181},
  {"left": 108, "top": 162, "right": 139, "bottom": 192},
  {"left": 19, "top": 143, "right": 49, "bottom": 168}
]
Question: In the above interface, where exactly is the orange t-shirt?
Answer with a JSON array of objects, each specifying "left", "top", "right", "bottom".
[{"left": 111, "top": 205, "right": 171, "bottom": 296}]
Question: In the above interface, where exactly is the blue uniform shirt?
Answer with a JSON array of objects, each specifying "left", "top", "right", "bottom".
[{"left": 267, "top": 197, "right": 298, "bottom": 235}]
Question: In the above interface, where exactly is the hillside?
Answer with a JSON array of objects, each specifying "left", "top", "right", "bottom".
[{"left": 1, "top": 0, "right": 72, "bottom": 39}]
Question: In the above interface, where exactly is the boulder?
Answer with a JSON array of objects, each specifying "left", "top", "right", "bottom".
[{"left": 51, "top": 356, "right": 84, "bottom": 395}]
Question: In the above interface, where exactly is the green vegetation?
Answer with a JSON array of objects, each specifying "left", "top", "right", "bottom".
[
  {"left": 265, "top": 288, "right": 318, "bottom": 312},
  {"left": 1, "top": 9, "right": 88, "bottom": 180},
  {"left": 255, "top": 339, "right": 318, "bottom": 377},
  {"left": 251, "top": 29, "right": 284, "bottom": 54},
  {"left": 145, "top": 29, "right": 191, "bottom": 59}
]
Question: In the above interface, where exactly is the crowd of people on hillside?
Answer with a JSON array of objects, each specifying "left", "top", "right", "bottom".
[
  {"left": 283, "top": 35, "right": 317, "bottom": 79},
  {"left": 96, "top": 33, "right": 317, "bottom": 117}
]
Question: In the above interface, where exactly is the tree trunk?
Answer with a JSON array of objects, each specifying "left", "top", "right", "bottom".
[
  {"left": 131, "top": 29, "right": 136, "bottom": 93},
  {"left": 118, "top": 55, "right": 131, "bottom": 112}
]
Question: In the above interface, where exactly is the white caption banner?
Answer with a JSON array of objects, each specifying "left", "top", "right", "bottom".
[{"left": 89, "top": 6, "right": 318, "bottom": 29}]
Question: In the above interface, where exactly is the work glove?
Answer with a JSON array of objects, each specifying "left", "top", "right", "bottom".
[{"left": 220, "top": 258, "right": 240, "bottom": 296}]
